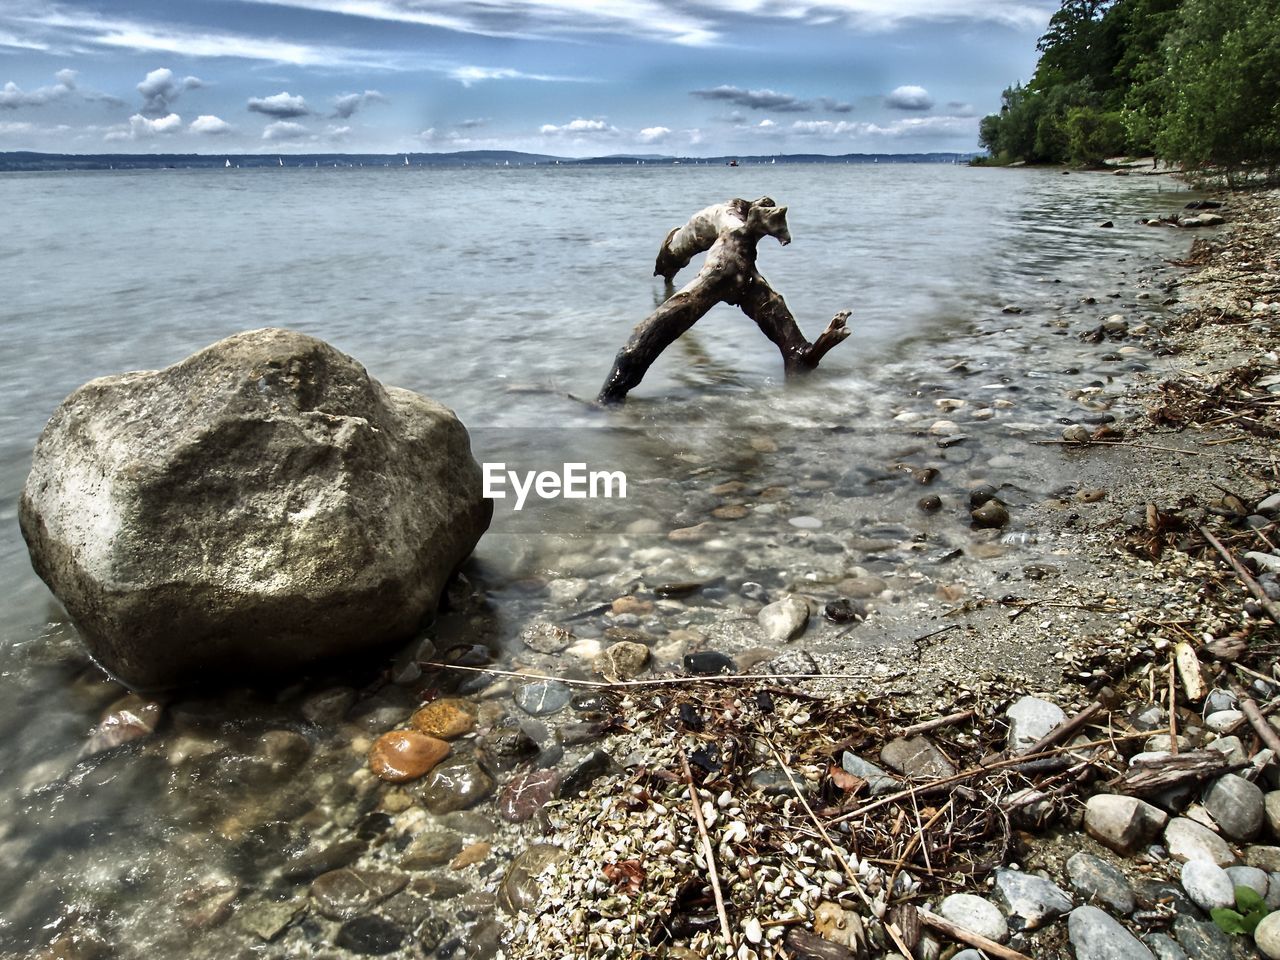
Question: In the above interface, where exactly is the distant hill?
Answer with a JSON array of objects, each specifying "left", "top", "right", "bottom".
[{"left": 0, "top": 150, "right": 979, "bottom": 172}]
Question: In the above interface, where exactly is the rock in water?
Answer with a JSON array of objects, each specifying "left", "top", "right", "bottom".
[{"left": 19, "top": 329, "right": 492, "bottom": 689}]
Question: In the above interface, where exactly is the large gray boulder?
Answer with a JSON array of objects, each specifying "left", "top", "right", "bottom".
[{"left": 20, "top": 328, "right": 491, "bottom": 689}]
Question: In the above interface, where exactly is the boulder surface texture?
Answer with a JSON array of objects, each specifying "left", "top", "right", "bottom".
[{"left": 20, "top": 328, "right": 491, "bottom": 688}]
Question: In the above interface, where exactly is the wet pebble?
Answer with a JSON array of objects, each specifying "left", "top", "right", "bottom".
[
  {"left": 334, "top": 915, "right": 409, "bottom": 955},
  {"left": 823, "top": 598, "right": 865, "bottom": 624},
  {"left": 684, "top": 651, "right": 736, "bottom": 675},
  {"left": 558, "top": 750, "right": 613, "bottom": 800},
  {"left": 401, "top": 830, "right": 464, "bottom": 870},
  {"left": 918, "top": 494, "right": 942, "bottom": 512},
  {"left": 81, "top": 694, "right": 163, "bottom": 758},
  {"left": 513, "top": 680, "right": 572, "bottom": 717},
  {"left": 416, "top": 757, "right": 495, "bottom": 814},
  {"left": 498, "top": 769, "right": 561, "bottom": 823},
  {"left": 499, "top": 844, "right": 565, "bottom": 914},
  {"left": 519, "top": 623, "right": 573, "bottom": 655},
  {"left": 547, "top": 578, "right": 589, "bottom": 605},
  {"left": 411, "top": 699, "right": 478, "bottom": 740},
  {"left": 368, "top": 731, "right": 450, "bottom": 784},
  {"left": 311, "top": 869, "right": 407, "bottom": 921},
  {"left": 668, "top": 522, "right": 715, "bottom": 543},
  {"left": 971, "top": 500, "right": 1010, "bottom": 529}
]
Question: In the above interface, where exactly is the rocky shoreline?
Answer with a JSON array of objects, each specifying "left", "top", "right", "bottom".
[
  {"left": 492, "top": 187, "right": 1280, "bottom": 960},
  {"left": 7, "top": 181, "right": 1278, "bottom": 960}
]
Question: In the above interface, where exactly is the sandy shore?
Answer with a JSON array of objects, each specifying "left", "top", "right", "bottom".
[{"left": 497, "top": 187, "right": 1280, "bottom": 960}]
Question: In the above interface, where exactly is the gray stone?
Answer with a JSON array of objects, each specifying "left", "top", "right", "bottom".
[
  {"left": 1203, "top": 773, "right": 1264, "bottom": 841},
  {"left": 334, "top": 915, "right": 409, "bottom": 955},
  {"left": 841, "top": 753, "right": 898, "bottom": 796},
  {"left": 1207, "top": 736, "right": 1247, "bottom": 765},
  {"left": 880, "top": 736, "right": 956, "bottom": 780},
  {"left": 1204, "top": 689, "right": 1237, "bottom": 713},
  {"left": 1224, "top": 864, "right": 1269, "bottom": 899},
  {"left": 1178, "top": 860, "right": 1234, "bottom": 911},
  {"left": 1267, "top": 792, "right": 1280, "bottom": 841},
  {"left": 1068, "top": 905, "right": 1154, "bottom": 960},
  {"left": 547, "top": 578, "right": 589, "bottom": 605},
  {"left": 595, "top": 641, "right": 650, "bottom": 680},
  {"left": 237, "top": 898, "right": 303, "bottom": 941},
  {"left": 1067, "top": 851, "right": 1136, "bottom": 915},
  {"left": 519, "top": 622, "right": 573, "bottom": 654},
  {"left": 1006, "top": 696, "right": 1066, "bottom": 754},
  {"left": 1255, "top": 909, "right": 1280, "bottom": 959},
  {"left": 758, "top": 596, "right": 810, "bottom": 642},
  {"left": 971, "top": 500, "right": 1010, "bottom": 528},
  {"left": 1247, "top": 552, "right": 1280, "bottom": 575},
  {"left": 1164, "top": 817, "right": 1236, "bottom": 866},
  {"left": 1171, "top": 916, "right": 1231, "bottom": 960},
  {"left": 19, "top": 328, "right": 491, "bottom": 689},
  {"left": 1247, "top": 846, "right": 1280, "bottom": 872},
  {"left": 1258, "top": 493, "right": 1280, "bottom": 516},
  {"left": 1085, "top": 794, "right": 1169, "bottom": 855},
  {"left": 938, "top": 893, "right": 1008, "bottom": 943},
  {"left": 993, "top": 868, "right": 1073, "bottom": 930},
  {"left": 1143, "top": 933, "right": 1187, "bottom": 960},
  {"left": 1203, "top": 709, "right": 1242, "bottom": 732},
  {"left": 416, "top": 757, "right": 495, "bottom": 814},
  {"left": 513, "top": 680, "right": 572, "bottom": 717}
]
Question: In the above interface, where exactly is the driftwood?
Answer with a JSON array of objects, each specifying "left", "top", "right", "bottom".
[
  {"left": 1106, "top": 749, "right": 1244, "bottom": 795},
  {"left": 597, "top": 196, "right": 851, "bottom": 404}
]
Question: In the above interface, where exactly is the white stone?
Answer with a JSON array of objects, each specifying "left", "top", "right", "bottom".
[
  {"left": 1226, "top": 865, "right": 1269, "bottom": 899},
  {"left": 1205, "top": 709, "right": 1245, "bottom": 732},
  {"left": 1164, "top": 817, "right": 1237, "bottom": 867},
  {"left": 1006, "top": 696, "right": 1067, "bottom": 754},
  {"left": 939, "top": 893, "right": 1008, "bottom": 943},
  {"left": 757, "top": 595, "right": 809, "bottom": 643},
  {"left": 1067, "top": 906, "right": 1154, "bottom": 960},
  {"left": 1180, "top": 860, "right": 1234, "bottom": 911},
  {"left": 1255, "top": 910, "right": 1280, "bottom": 960}
]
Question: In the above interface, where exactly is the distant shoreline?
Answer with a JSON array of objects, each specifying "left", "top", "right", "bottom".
[{"left": 0, "top": 149, "right": 980, "bottom": 173}]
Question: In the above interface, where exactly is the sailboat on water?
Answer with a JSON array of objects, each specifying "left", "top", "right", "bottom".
[
  {"left": 224, "top": 159, "right": 231, "bottom": 168},
  {"left": 403, "top": 155, "right": 409, "bottom": 166}
]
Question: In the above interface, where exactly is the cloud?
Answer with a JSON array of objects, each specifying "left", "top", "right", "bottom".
[
  {"left": 326, "top": 124, "right": 351, "bottom": 140},
  {"left": 457, "top": 118, "right": 487, "bottom": 129},
  {"left": 791, "top": 119, "right": 862, "bottom": 136},
  {"left": 0, "top": 76, "right": 71, "bottom": 109},
  {"left": 189, "top": 114, "right": 232, "bottom": 135},
  {"left": 263, "top": 120, "right": 310, "bottom": 140},
  {"left": 691, "top": 85, "right": 854, "bottom": 114},
  {"left": 0, "top": 121, "right": 35, "bottom": 134},
  {"left": 331, "top": 89, "right": 386, "bottom": 119},
  {"left": 691, "top": 85, "right": 807, "bottom": 112},
  {"left": 885, "top": 85, "right": 934, "bottom": 110},
  {"left": 786, "top": 114, "right": 977, "bottom": 140},
  {"left": 137, "top": 67, "right": 202, "bottom": 117},
  {"left": 946, "top": 100, "right": 976, "bottom": 116},
  {"left": 104, "top": 112, "right": 182, "bottom": 140},
  {"left": 449, "top": 66, "right": 583, "bottom": 87},
  {"left": 15, "top": 9, "right": 401, "bottom": 70},
  {"left": 237, "top": 0, "right": 1051, "bottom": 45},
  {"left": 539, "top": 118, "right": 615, "bottom": 135},
  {"left": 637, "top": 126, "right": 671, "bottom": 144},
  {"left": 233, "top": 0, "right": 719, "bottom": 46},
  {"left": 248, "top": 91, "right": 311, "bottom": 118}
]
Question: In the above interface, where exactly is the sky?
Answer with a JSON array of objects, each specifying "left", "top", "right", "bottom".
[{"left": 0, "top": 0, "right": 1056, "bottom": 156}]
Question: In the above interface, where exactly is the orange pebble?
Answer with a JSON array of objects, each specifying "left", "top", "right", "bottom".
[{"left": 368, "top": 730, "right": 450, "bottom": 783}]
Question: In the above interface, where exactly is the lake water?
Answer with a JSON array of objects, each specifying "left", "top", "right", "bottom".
[{"left": 0, "top": 163, "right": 1200, "bottom": 957}]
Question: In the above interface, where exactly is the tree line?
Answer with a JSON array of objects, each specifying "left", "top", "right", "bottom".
[{"left": 978, "top": 0, "right": 1279, "bottom": 183}]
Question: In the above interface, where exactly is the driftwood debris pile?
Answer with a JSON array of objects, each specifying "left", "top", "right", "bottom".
[{"left": 597, "top": 197, "right": 852, "bottom": 404}]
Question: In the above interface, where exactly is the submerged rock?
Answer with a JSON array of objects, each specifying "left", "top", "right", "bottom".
[{"left": 19, "top": 328, "right": 491, "bottom": 689}]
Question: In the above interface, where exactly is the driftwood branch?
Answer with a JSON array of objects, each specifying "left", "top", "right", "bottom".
[{"left": 598, "top": 196, "right": 852, "bottom": 404}]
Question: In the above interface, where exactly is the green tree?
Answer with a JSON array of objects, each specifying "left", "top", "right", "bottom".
[
  {"left": 1066, "top": 107, "right": 1129, "bottom": 163},
  {"left": 1156, "top": 0, "right": 1280, "bottom": 181}
]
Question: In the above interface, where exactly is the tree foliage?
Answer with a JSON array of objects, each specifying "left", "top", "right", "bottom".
[{"left": 979, "top": 0, "right": 1279, "bottom": 179}]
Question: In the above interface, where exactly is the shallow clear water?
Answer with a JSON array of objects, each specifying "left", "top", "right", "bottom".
[{"left": 0, "top": 163, "right": 1201, "bottom": 957}]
